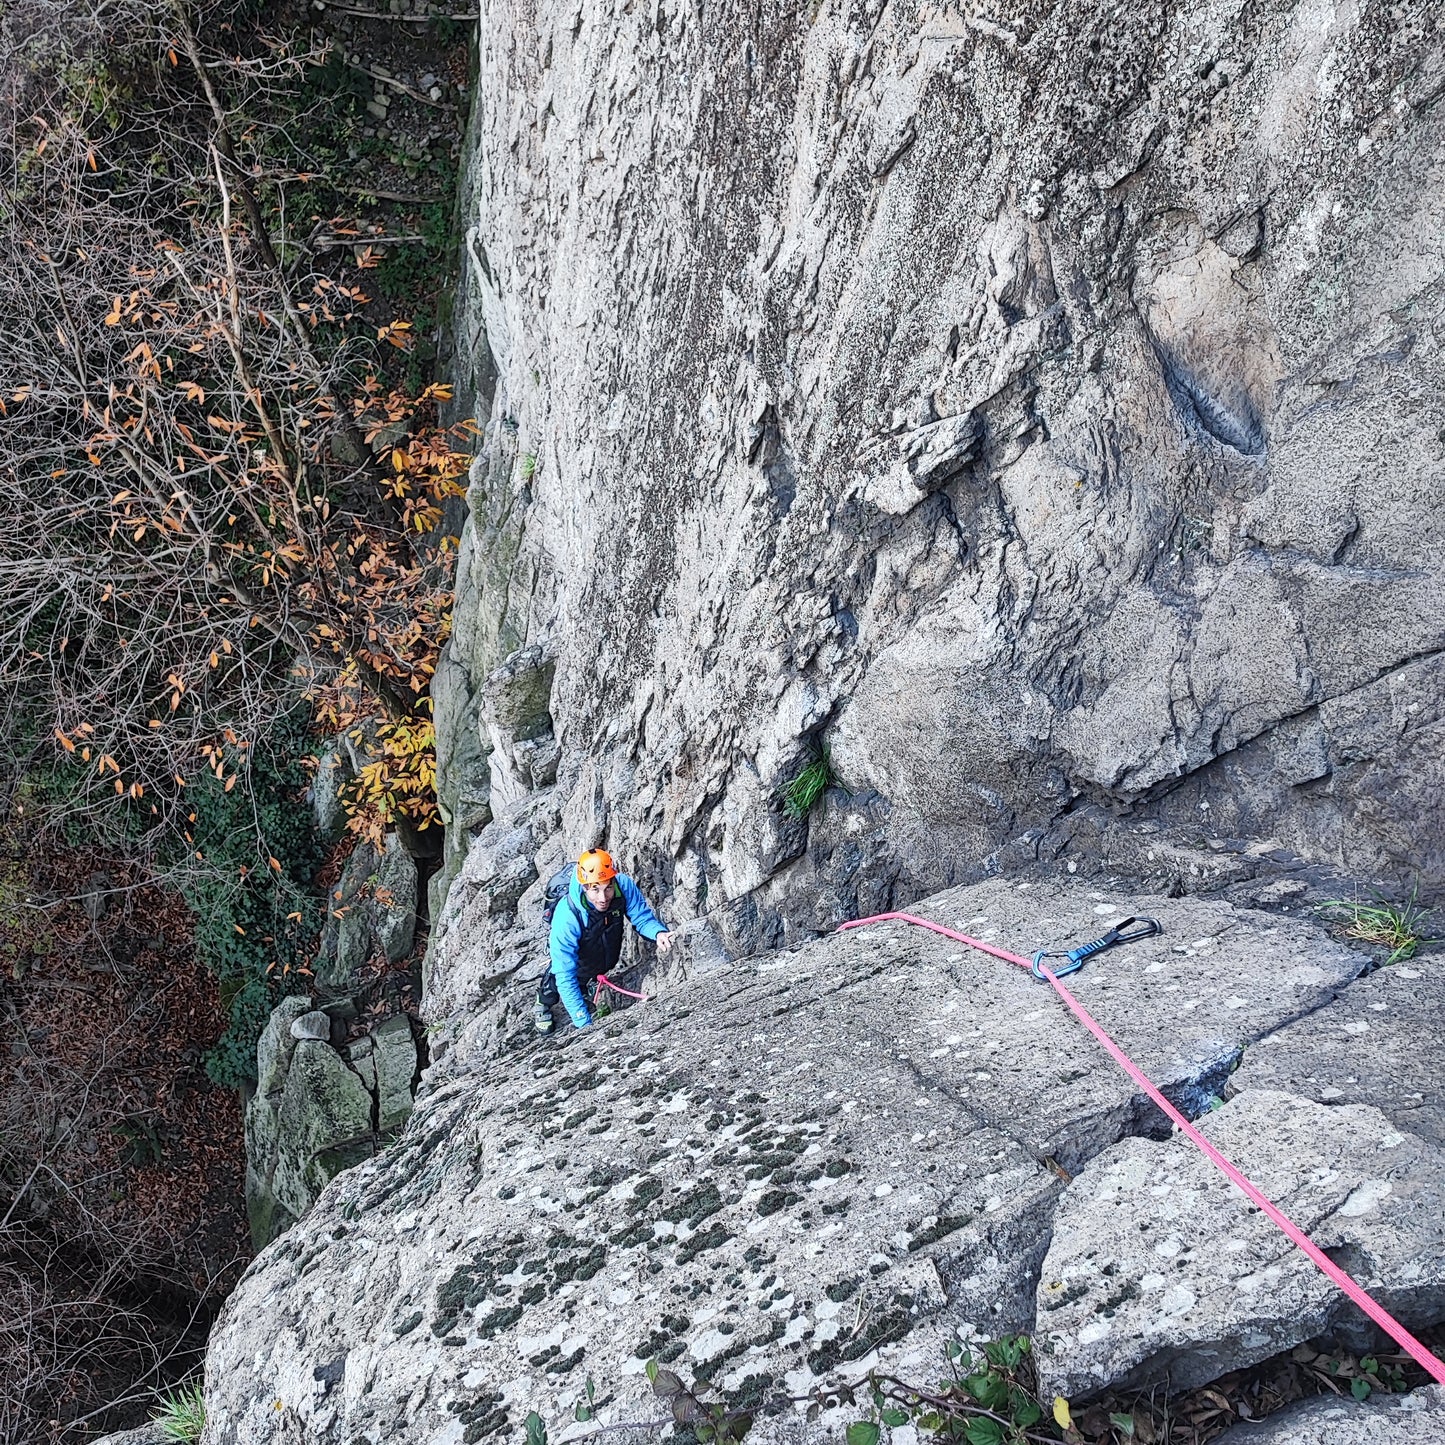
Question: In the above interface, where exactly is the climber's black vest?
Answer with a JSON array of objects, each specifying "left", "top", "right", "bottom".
[{"left": 572, "top": 894, "right": 626, "bottom": 974}]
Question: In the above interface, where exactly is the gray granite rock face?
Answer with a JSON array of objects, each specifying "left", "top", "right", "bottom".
[
  {"left": 1212, "top": 1385, "right": 1445, "bottom": 1444},
  {"left": 1034, "top": 1091, "right": 1445, "bottom": 1401},
  {"left": 201, "top": 880, "right": 1437, "bottom": 1445},
  {"left": 433, "top": 0, "right": 1445, "bottom": 971},
  {"left": 1229, "top": 957, "right": 1445, "bottom": 1148}
]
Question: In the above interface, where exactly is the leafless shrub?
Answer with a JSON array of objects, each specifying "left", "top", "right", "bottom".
[{"left": 0, "top": 0, "right": 464, "bottom": 860}]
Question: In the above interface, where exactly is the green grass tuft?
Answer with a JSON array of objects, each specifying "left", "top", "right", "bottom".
[
  {"left": 782, "top": 749, "right": 835, "bottom": 820},
  {"left": 1316, "top": 890, "right": 1436, "bottom": 966},
  {"left": 151, "top": 1381, "right": 205, "bottom": 1442}
]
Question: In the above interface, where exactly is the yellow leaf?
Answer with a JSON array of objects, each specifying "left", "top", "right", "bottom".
[
  {"left": 391, "top": 447, "right": 408, "bottom": 472},
  {"left": 224, "top": 774, "right": 236, "bottom": 792},
  {"left": 269, "top": 856, "right": 282, "bottom": 872},
  {"left": 1053, "top": 1399, "right": 1073, "bottom": 1430},
  {"left": 114, "top": 777, "right": 124, "bottom": 794},
  {"left": 209, "top": 651, "right": 220, "bottom": 668},
  {"left": 234, "top": 925, "right": 246, "bottom": 936},
  {"left": 54, "top": 729, "right": 75, "bottom": 752}
]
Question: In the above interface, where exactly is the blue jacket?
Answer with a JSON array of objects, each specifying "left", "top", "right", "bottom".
[{"left": 548, "top": 873, "right": 665, "bottom": 1027}]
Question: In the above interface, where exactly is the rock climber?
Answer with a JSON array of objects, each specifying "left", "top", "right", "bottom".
[{"left": 533, "top": 848, "right": 672, "bottom": 1035}]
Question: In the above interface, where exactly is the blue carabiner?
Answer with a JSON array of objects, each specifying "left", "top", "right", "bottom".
[{"left": 1031, "top": 915, "right": 1162, "bottom": 980}]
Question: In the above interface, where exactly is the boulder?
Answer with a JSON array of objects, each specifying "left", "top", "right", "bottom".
[
  {"left": 268, "top": 1040, "right": 377, "bottom": 1230},
  {"left": 1034, "top": 1091, "right": 1445, "bottom": 1400},
  {"left": 245, "top": 995, "right": 317, "bottom": 1245},
  {"left": 422, "top": 788, "right": 558, "bottom": 1020},
  {"left": 247, "top": 998, "right": 401, "bottom": 1249},
  {"left": 309, "top": 743, "right": 350, "bottom": 841},
  {"left": 1212, "top": 1384, "right": 1445, "bottom": 1444},
  {"left": 1229, "top": 957, "right": 1445, "bottom": 1148},
  {"left": 346, "top": 1015, "right": 417, "bottom": 1136},
  {"left": 289, "top": 1010, "right": 334, "bottom": 1043},
  {"left": 315, "top": 834, "right": 418, "bottom": 993},
  {"left": 204, "top": 880, "right": 1431, "bottom": 1445}
]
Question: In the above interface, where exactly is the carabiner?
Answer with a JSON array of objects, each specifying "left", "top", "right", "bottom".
[{"left": 1031, "top": 915, "right": 1163, "bottom": 980}]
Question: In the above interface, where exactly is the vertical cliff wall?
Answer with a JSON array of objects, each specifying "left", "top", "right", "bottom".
[{"left": 435, "top": 0, "right": 1445, "bottom": 952}]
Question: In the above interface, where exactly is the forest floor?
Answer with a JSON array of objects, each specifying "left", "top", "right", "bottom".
[{"left": 0, "top": 823, "right": 249, "bottom": 1439}]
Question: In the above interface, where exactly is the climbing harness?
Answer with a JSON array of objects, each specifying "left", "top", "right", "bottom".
[
  {"left": 1030, "top": 914, "right": 1161, "bottom": 979},
  {"left": 837, "top": 908, "right": 1445, "bottom": 1387}
]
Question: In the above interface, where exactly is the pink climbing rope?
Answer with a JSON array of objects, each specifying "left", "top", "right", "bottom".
[
  {"left": 837, "top": 910, "right": 1445, "bottom": 1386},
  {"left": 595, "top": 972, "right": 650, "bottom": 1002}
]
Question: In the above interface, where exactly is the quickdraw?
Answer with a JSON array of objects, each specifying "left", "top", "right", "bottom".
[{"left": 1030, "top": 914, "right": 1162, "bottom": 980}]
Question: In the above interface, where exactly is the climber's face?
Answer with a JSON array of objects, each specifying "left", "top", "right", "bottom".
[{"left": 583, "top": 880, "right": 615, "bottom": 910}]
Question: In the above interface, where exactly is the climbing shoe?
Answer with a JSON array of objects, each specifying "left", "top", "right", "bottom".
[{"left": 532, "top": 1000, "right": 555, "bottom": 1036}]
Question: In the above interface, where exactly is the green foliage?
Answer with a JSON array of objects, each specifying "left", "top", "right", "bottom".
[
  {"left": 111, "top": 1115, "right": 164, "bottom": 1166},
  {"left": 647, "top": 1359, "right": 754, "bottom": 1445},
  {"left": 151, "top": 1380, "right": 206, "bottom": 1442},
  {"left": 520, "top": 451, "right": 538, "bottom": 482},
  {"left": 1316, "top": 888, "right": 1436, "bottom": 965},
  {"left": 180, "top": 709, "right": 324, "bottom": 1088},
  {"left": 524, "top": 1411, "right": 549, "bottom": 1445},
  {"left": 783, "top": 746, "right": 836, "bottom": 820},
  {"left": 1316, "top": 1349, "right": 1406, "bottom": 1404},
  {"left": 850, "top": 1336, "right": 1043, "bottom": 1445},
  {"left": 574, "top": 1375, "right": 598, "bottom": 1423}
]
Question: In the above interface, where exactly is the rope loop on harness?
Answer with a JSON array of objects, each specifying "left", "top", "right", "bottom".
[
  {"left": 1030, "top": 914, "right": 1162, "bottom": 980},
  {"left": 595, "top": 972, "right": 649, "bottom": 1002}
]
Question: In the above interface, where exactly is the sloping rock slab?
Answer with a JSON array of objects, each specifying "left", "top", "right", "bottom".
[
  {"left": 91, "top": 1427, "right": 170, "bottom": 1445},
  {"left": 1229, "top": 957, "right": 1445, "bottom": 1147},
  {"left": 1213, "top": 1384, "right": 1445, "bottom": 1443},
  {"left": 1035, "top": 1091, "right": 1445, "bottom": 1401},
  {"left": 205, "top": 881, "right": 1370, "bottom": 1443}
]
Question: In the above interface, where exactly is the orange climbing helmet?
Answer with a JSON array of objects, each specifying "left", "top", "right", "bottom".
[{"left": 576, "top": 849, "right": 618, "bottom": 886}]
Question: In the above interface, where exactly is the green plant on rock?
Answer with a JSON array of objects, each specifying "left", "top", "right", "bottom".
[
  {"left": 848, "top": 1336, "right": 1048, "bottom": 1445},
  {"left": 647, "top": 1359, "right": 754, "bottom": 1444},
  {"left": 1316, "top": 889, "right": 1436, "bottom": 966},
  {"left": 151, "top": 1380, "right": 206, "bottom": 1442},
  {"left": 782, "top": 746, "right": 836, "bottom": 820}
]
